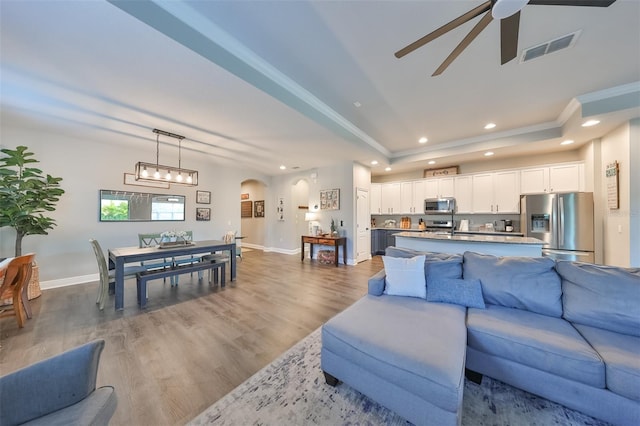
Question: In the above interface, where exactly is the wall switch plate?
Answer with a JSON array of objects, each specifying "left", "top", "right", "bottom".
[{"left": 618, "top": 224, "right": 623, "bottom": 233}]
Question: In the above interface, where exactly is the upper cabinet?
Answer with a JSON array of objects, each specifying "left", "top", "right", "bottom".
[
  {"left": 520, "top": 163, "right": 584, "bottom": 194},
  {"left": 454, "top": 176, "right": 473, "bottom": 213},
  {"left": 372, "top": 161, "right": 583, "bottom": 216},
  {"left": 381, "top": 182, "right": 401, "bottom": 214},
  {"left": 424, "top": 177, "right": 454, "bottom": 199},
  {"left": 400, "top": 180, "right": 425, "bottom": 214},
  {"left": 471, "top": 171, "right": 520, "bottom": 214},
  {"left": 370, "top": 183, "right": 382, "bottom": 215}
]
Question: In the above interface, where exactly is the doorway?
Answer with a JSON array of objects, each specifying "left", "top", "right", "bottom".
[{"left": 356, "top": 187, "right": 371, "bottom": 263}]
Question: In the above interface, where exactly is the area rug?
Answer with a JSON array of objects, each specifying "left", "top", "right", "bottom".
[{"left": 189, "top": 328, "right": 610, "bottom": 426}]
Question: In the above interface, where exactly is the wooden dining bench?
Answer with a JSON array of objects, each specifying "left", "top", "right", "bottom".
[{"left": 135, "top": 260, "right": 225, "bottom": 308}]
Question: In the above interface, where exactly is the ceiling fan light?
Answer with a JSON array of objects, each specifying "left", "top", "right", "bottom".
[{"left": 492, "top": 0, "right": 528, "bottom": 20}]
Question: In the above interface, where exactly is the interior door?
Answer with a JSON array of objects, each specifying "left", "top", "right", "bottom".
[{"left": 356, "top": 187, "right": 370, "bottom": 263}]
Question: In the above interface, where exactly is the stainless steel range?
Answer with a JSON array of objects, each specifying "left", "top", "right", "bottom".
[{"left": 424, "top": 219, "right": 455, "bottom": 233}]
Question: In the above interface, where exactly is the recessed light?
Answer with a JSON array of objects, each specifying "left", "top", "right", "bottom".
[
  {"left": 484, "top": 151, "right": 494, "bottom": 157},
  {"left": 385, "top": 167, "right": 392, "bottom": 171},
  {"left": 582, "top": 119, "right": 600, "bottom": 127},
  {"left": 279, "top": 165, "right": 286, "bottom": 170},
  {"left": 428, "top": 160, "right": 436, "bottom": 165},
  {"left": 418, "top": 137, "right": 428, "bottom": 144},
  {"left": 484, "top": 123, "right": 496, "bottom": 130},
  {"left": 371, "top": 160, "right": 378, "bottom": 165},
  {"left": 561, "top": 139, "right": 574, "bottom": 146},
  {"left": 353, "top": 101, "right": 362, "bottom": 108}
]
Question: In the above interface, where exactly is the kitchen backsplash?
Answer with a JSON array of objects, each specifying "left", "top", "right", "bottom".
[{"left": 372, "top": 213, "right": 521, "bottom": 232}]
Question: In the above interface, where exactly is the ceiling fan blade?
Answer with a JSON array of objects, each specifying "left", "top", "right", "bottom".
[
  {"left": 395, "top": 0, "right": 492, "bottom": 58},
  {"left": 500, "top": 11, "right": 520, "bottom": 64},
  {"left": 528, "top": 0, "right": 616, "bottom": 6},
  {"left": 433, "top": 10, "right": 494, "bottom": 76}
]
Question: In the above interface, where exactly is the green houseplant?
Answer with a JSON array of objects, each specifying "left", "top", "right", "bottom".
[{"left": 0, "top": 146, "right": 65, "bottom": 257}]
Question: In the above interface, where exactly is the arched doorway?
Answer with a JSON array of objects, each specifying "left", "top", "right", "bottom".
[{"left": 240, "top": 179, "right": 268, "bottom": 249}]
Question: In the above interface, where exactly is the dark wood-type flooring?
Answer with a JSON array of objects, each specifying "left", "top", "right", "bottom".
[{"left": 0, "top": 250, "right": 383, "bottom": 425}]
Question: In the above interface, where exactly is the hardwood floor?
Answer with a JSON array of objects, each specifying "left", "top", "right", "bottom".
[{"left": 0, "top": 251, "right": 383, "bottom": 425}]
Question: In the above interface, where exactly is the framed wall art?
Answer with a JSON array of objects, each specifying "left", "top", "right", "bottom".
[
  {"left": 196, "top": 190, "right": 211, "bottom": 204},
  {"left": 254, "top": 200, "right": 265, "bottom": 217},
  {"left": 196, "top": 208, "right": 210, "bottom": 221},
  {"left": 277, "top": 197, "right": 284, "bottom": 221},
  {"left": 320, "top": 188, "right": 340, "bottom": 210},
  {"left": 241, "top": 200, "right": 253, "bottom": 218}
]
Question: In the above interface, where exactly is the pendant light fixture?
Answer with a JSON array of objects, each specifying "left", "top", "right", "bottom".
[{"left": 134, "top": 128, "right": 198, "bottom": 186}]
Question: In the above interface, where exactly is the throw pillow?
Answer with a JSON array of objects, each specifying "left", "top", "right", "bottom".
[
  {"left": 463, "top": 251, "right": 562, "bottom": 317},
  {"left": 382, "top": 255, "right": 427, "bottom": 299},
  {"left": 427, "top": 278, "right": 486, "bottom": 309}
]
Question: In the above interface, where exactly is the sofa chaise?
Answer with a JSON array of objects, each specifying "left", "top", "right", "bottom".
[{"left": 321, "top": 247, "right": 640, "bottom": 426}]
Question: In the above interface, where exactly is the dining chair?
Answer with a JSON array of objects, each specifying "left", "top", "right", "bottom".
[
  {"left": 89, "top": 239, "right": 146, "bottom": 310},
  {"left": 0, "top": 253, "right": 36, "bottom": 328},
  {"left": 172, "top": 231, "right": 208, "bottom": 285},
  {"left": 199, "top": 231, "right": 234, "bottom": 282},
  {"left": 138, "top": 233, "right": 175, "bottom": 285}
]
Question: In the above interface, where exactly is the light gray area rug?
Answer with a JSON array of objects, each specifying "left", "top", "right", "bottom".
[{"left": 190, "top": 328, "right": 611, "bottom": 425}]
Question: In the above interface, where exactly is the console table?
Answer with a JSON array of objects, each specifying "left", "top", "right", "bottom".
[{"left": 301, "top": 235, "right": 347, "bottom": 267}]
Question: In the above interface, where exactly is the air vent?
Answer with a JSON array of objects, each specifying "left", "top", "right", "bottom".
[{"left": 521, "top": 30, "right": 581, "bottom": 63}]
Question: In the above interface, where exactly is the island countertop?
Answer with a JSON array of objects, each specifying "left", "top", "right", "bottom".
[
  {"left": 393, "top": 232, "right": 544, "bottom": 257},
  {"left": 392, "top": 231, "right": 543, "bottom": 245}
]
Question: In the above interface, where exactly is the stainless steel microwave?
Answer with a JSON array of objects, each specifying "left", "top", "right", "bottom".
[{"left": 424, "top": 197, "right": 456, "bottom": 214}]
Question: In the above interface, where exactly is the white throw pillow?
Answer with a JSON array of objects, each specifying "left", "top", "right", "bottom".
[{"left": 382, "top": 255, "right": 426, "bottom": 299}]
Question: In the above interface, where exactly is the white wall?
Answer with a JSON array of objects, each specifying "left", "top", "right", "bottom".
[
  {"left": 0, "top": 119, "right": 268, "bottom": 285},
  {"left": 600, "top": 122, "right": 631, "bottom": 267},
  {"left": 630, "top": 118, "right": 640, "bottom": 267}
]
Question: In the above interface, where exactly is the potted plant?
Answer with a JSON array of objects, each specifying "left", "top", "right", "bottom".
[{"left": 0, "top": 145, "right": 65, "bottom": 257}]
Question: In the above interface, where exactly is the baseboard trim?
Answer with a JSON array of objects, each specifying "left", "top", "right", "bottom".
[{"left": 41, "top": 274, "right": 96, "bottom": 290}]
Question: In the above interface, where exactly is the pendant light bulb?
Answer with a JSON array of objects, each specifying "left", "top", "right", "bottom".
[
  {"left": 142, "top": 166, "right": 148, "bottom": 178},
  {"left": 186, "top": 174, "right": 193, "bottom": 184},
  {"left": 154, "top": 169, "right": 160, "bottom": 179},
  {"left": 165, "top": 170, "right": 172, "bottom": 181},
  {"left": 176, "top": 173, "right": 183, "bottom": 182}
]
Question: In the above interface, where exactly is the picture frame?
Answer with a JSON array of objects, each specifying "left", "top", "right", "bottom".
[
  {"left": 241, "top": 200, "right": 253, "bottom": 218},
  {"left": 254, "top": 200, "right": 265, "bottom": 217},
  {"left": 196, "top": 207, "right": 210, "bottom": 221},
  {"left": 320, "top": 188, "right": 340, "bottom": 210},
  {"left": 196, "top": 190, "right": 211, "bottom": 204},
  {"left": 277, "top": 197, "right": 284, "bottom": 221}
]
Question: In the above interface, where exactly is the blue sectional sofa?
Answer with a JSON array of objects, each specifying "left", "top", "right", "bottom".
[{"left": 321, "top": 247, "right": 640, "bottom": 426}]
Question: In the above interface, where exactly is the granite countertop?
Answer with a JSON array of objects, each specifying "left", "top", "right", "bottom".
[
  {"left": 393, "top": 231, "right": 544, "bottom": 245},
  {"left": 373, "top": 227, "right": 524, "bottom": 237}
]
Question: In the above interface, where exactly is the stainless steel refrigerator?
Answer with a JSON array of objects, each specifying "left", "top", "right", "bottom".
[{"left": 521, "top": 192, "right": 594, "bottom": 262}]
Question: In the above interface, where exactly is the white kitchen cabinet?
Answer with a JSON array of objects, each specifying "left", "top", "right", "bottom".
[
  {"left": 520, "top": 163, "right": 583, "bottom": 194},
  {"left": 454, "top": 176, "right": 473, "bottom": 213},
  {"left": 549, "top": 164, "right": 583, "bottom": 192},
  {"left": 370, "top": 183, "right": 382, "bottom": 215},
  {"left": 381, "top": 182, "right": 401, "bottom": 214},
  {"left": 400, "top": 180, "right": 426, "bottom": 214},
  {"left": 471, "top": 173, "right": 494, "bottom": 213},
  {"left": 438, "top": 177, "right": 455, "bottom": 198},
  {"left": 471, "top": 171, "right": 520, "bottom": 214},
  {"left": 520, "top": 167, "right": 548, "bottom": 194},
  {"left": 424, "top": 177, "right": 454, "bottom": 199},
  {"left": 493, "top": 170, "right": 520, "bottom": 213}
]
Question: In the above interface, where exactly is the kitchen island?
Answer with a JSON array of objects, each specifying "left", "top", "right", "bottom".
[{"left": 394, "top": 231, "right": 544, "bottom": 257}]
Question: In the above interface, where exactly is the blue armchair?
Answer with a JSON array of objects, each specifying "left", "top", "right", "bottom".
[{"left": 0, "top": 339, "right": 117, "bottom": 425}]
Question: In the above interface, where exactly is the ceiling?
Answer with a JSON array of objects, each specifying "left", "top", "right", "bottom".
[{"left": 1, "top": 1, "right": 639, "bottom": 177}]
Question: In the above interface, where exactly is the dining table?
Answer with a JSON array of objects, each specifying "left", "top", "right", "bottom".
[{"left": 108, "top": 239, "right": 236, "bottom": 310}]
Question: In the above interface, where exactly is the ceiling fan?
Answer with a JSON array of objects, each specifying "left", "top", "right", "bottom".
[{"left": 395, "top": 0, "right": 617, "bottom": 76}]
